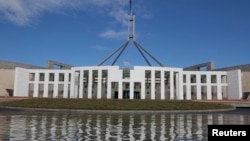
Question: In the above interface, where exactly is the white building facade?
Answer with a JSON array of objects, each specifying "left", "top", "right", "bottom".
[{"left": 14, "top": 66, "right": 242, "bottom": 100}]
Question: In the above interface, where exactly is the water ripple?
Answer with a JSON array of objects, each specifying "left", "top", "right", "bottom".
[{"left": 0, "top": 109, "right": 250, "bottom": 141}]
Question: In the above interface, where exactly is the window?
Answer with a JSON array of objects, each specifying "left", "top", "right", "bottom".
[
  {"left": 183, "top": 75, "right": 186, "bottom": 83},
  {"left": 59, "top": 73, "right": 64, "bottom": 81},
  {"left": 190, "top": 75, "right": 196, "bottom": 83},
  {"left": 49, "top": 73, "right": 54, "bottom": 81},
  {"left": 93, "top": 70, "right": 98, "bottom": 83},
  {"left": 68, "top": 74, "right": 71, "bottom": 82},
  {"left": 145, "top": 70, "right": 151, "bottom": 78},
  {"left": 123, "top": 69, "right": 130, "bottom": 79},
  {"left": 201, "top": 75, "right": 206, "bottom": 83},
  {"left": 145, "top": 70, "right": 151, "bottom": 89},
  {"left": 39, "top": 73, "right": 45, "bottom": 81},
  {"left": 29, "top": 73, "right": 35, "bottom": 81},
  {"left": 221, "top": 75, "right": 227, "bottom": 83},
  {"left": 211, "top": 75, "right": 217, "bottom": 83}
]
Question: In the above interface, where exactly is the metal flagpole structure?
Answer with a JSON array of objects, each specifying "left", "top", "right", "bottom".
[
  {"left": 98, "top": 41, "right": 129, "bottom": 66},
  {"left": 98, "top": 0, "right": 164, "bottom": 67}
]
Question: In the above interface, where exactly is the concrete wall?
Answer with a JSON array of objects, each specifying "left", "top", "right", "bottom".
[
  {"left": 242, "top": 72, "right": 250, "bottom": 93},
  {"left": 227, "top": 70, "right": 242, "bottom": 99},
  {"left": 0, "top": 60, "right": 44, "bottom": 69},
  {"left": 0, "top": 69, "right": 15, "bottom": 96},
  {"left": 215, "top": 64, "right": 250, "bottom": 72},
  {"left": 0, "top": 60, "right": 44, "bottom": 96},
  {"left": 14, "top": 68, "right": 29, "bottom": 97}
]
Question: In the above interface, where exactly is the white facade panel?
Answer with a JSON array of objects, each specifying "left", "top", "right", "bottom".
[
  {"left": 14, "top": 67, "right": 29, "bottom": 97},
  {"left": 227, "top": 70, "right": 242, "bottom": 99},
  {"left": 13, "top": 66, "right": 242, "bottom": 100}
]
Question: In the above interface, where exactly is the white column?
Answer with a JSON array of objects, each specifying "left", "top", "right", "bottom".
[
  {"left": 141, "top": 79, "right": 145, "bottom": 99},
  {"left": 63, "top": 83, "right": 69, "bottom": 98},
  {"left": 207, "top": 74, "right": 212, "bottom": 100},
  {"left": 73, "top": 71, "right": 80, "bottom": 98},
  {"left": 186, "top": 74, "right": 191, "bottom": 100},
  {"left": 196, "top": 74, "right": 201, "bottom": 100},
  {"left": 97, "top": 69, "right": 102, "bottom": 99},
  {"left": 53, "top": 72, "right": 59, "bottom": 98},
  {"left": 175, "top": 72, "right": 179, "bottom": 100},
  {"left": 33, "top": 72, "right": 39, "bottom": 97},
  {"left": 63, "top": 72, "right": 69, "bottom": 98},
  {"left": 107, "top": 80, "right": 111, "bottom": 99},
  {"left": 118, "top": 81, "right": 123, "bottom": 99},
  {"left": 170, "top": 71, "right": 174, "bottom": 100},
  {"left": 70, "top": 71, "right": 75, "bottom": 98},
  {"left": 217, "top": 74, "right": 222, "bottom": 100},
  {"left": 79, "top": 70, "right": 83, "bottom": 98},
  {"left": 43, "top": 72, "right": 49, "bottom": 98},
  {"left": 178, "top": 72, "right": 183, "bottom": 100},
  {"left": 88, "top": 70, "right": 93, "bottom": 99},
  {"left": 130, "top": 82, "right": 134, "bottom": 99},
  {"left": 151, "top": 70, "right": 155, "bottom": 100},
  {"left": 160, "top": 71, "right": 165, "bottom": 100}
]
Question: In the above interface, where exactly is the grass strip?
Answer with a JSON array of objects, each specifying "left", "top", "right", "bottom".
[{"left": 0, "top": 98, "right": 234, "bottom": 111}]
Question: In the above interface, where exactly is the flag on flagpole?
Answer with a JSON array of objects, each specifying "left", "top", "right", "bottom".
[{"left": 130, "top": 0, "right": 132, "bottom": 11}]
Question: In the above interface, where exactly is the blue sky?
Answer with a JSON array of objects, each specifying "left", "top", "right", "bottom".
[{"left": 0, "top": 0, "right": 249, "bottom": 69}]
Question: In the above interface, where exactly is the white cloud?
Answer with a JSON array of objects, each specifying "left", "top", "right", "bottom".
[
  {"left": 0, "top": 0, "right": 129, "bottom": 26},
  {"left": 0, "top": 0, "right": 83, "bottom": 26},
  {"left": 0, "top": 0, "right": 32, "bottom": 26},
  {"left": 99, "top": 29, "right": 127, "bottom": 40},
  {"left": 109, "top": 8, "right": 128, "bottom": 26},
  {"left": 87, "top": 0, "right": 126, "bottom": 7},
  {"left": 0, "top": 0, "right": 150, "bottom": 41}
]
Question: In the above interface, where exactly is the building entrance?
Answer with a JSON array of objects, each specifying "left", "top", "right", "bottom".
[
  {"left": 134, "top": 92, "right": 140, "bottom": 99},
  {"left": 123, "top": 91, "right": 130, "bottom": 99},
  {"left": 114, "top": 91, "right": 118, "bottom": 99}
]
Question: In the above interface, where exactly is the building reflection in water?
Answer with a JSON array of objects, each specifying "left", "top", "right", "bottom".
[{"left": 1, "top": 111, "right": 249, "bottom": 141}]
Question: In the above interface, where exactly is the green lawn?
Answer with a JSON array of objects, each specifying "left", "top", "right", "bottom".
[{"left": 0, "top": 98, "right": 234, "bottom": 111}]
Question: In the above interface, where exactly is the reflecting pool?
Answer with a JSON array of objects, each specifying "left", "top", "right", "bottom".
[{"left": 0, "top": 108, "right": 250, "bottom": 141}]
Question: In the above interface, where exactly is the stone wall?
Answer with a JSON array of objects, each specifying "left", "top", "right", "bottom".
[
  {"left": 0, "top": 60, "right": 45, "bottom": 97},
  {"left": 0, "top": 60, "right": 44, "bottom": 69},
  {"left": 0, "top": 69, "right": 15, "bottom": 96},
  {"left": 242, "top": 72, "right": 250, "bottom": 93}
]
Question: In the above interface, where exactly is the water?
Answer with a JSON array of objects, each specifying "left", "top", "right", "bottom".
[{"left": 0, "top": 108, "right": 250, "bottom": 141}]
